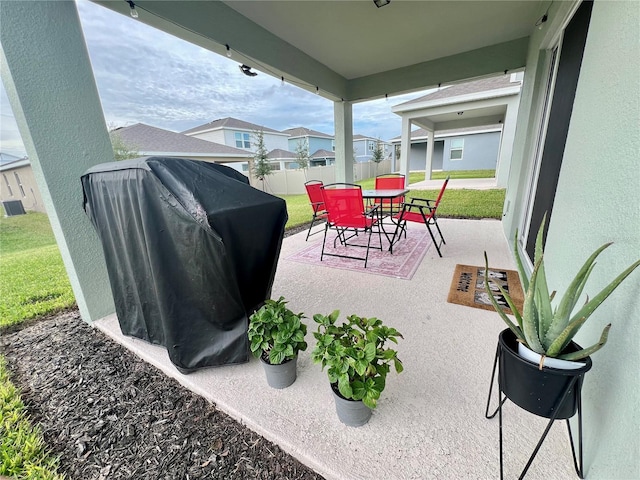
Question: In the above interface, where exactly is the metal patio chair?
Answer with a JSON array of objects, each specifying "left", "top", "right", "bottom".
[
  {"left": 320, "top": 183, "right": 382, "bottom": 268},
  {"left": 392, "top": 176, "right": 449, "bottom": 257}
]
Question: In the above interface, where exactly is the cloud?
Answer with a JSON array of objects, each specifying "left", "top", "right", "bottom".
[{"left": 1, "top": 0, "right": 433, "bottom": 158}]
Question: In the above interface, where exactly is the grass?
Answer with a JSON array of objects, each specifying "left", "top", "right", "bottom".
[
  {"left": 0, "top": 212, "right": 75, "bottom": 329},
  {"left": 280, "top": 169, "right": 503, "bottom": 228},
  {"left": 0, "top": 357, "right": 64, "bottom": 480}
]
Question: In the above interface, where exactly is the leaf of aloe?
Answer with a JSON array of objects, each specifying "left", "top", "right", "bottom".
[
  {"left": 546, "top": 316, "right": 588, "bottom": 357},
  {"left": 522, "top": 256, "right": 545, "bottom": 353},
  {"left": 484, "top": 252, "right": 526, "bottom": 344},
  {"left": 546, "top": 243, "right": 613, "bottom": 344},
  {"left": 513, "top": 229, "right": 529, "bottom": 292},
  {"left": 566, "top": 258, "right": 640, "bottom": 335},
  {"left": 557, "top": 324, "right": 611, "bottom": 361}
]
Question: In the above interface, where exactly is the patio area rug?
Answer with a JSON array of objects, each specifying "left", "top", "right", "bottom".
[
  {"left": 447, "top": 264, "right": 524, "bottom": 315},
  {"left": 285, "top": 228, "right": 432, "bottom": 280}
]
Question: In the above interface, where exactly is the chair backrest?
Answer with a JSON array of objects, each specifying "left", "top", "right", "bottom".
[
  {"left": 321, "top": 183, "right": 367, "bottom": 228},
  {"left": 434, "top": 176, "right": 450, "bottom": 208},
  {"left": 375, "top": 173, "right": 405, "bottom": 209},
  {"left": 305, "top": 180, "right": 325, "bottom": 213},
  {"left": 375, "top": 173, "right": 405, "bottom": 191}
]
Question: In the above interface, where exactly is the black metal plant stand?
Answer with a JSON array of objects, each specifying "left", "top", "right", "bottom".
[{"left": 484, "top": 330, "right": 592, "bottom": 480}]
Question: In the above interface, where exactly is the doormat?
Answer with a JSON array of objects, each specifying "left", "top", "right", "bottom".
[
  {"left": 285, "top": 228, "right": 432, "bottom": 280},
  {"left": 447, "top": 264, "right": 524, "bottom": 315}
]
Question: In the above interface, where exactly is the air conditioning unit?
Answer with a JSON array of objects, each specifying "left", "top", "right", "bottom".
[{"left": 2, "top": 200, "right": 26, "bottom": 217}]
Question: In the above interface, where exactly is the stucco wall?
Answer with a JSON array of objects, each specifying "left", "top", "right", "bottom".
[
  {"left": 545, "top": 2, "right": 640, "bottom": 477},
  {"left": 505, "top": 1, "right": 640, "bottom": 477},
  {"left": 0, "top": 164, "right": 46, "bottom": 213},
  {"left": 441, "top": 132, "right": 501, "bottom": 171}
]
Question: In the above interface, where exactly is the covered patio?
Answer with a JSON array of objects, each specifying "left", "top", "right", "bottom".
[
  {"left": 95, "top": 219, "right": 576, "bottom": 480},
  {"left": 2, "top": 1, "right": 638, "bottom": 478}
]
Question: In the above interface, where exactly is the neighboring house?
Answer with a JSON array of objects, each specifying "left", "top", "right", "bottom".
[
  {"left": 182, "top": 117, "right": 290, "bottom": 153},
  {"left": 282, "top": 127, "right": 334, "bottom": 157},
  {"left": 266, "top": 148, "right": 298, "bottom": 171},
  {"left": 352, "top": 134, "right": 392, "bottom": 163},
  {"left": 0, "top": 156, "right": 45, "bottom": 213},
  {"left": 392, "top": 74, "right": 522, "bottom": 187},
  {"left": 309, "top": 149, "right": 335, "bottom": 167},
  {"left": 112, "top": 123, "right": 252, "bottom": 172},
  {"left": 389, "top": 125, "right": 502, "bottom": 172}
]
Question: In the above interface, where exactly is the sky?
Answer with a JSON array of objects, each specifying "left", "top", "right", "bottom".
[{"left": 0, "top": 1, "right": 431, "bottom": 158}]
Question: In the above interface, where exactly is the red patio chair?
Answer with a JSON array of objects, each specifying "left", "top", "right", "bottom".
[
  {"left": 304, "top": 180, "right": 328, "bottom": 241},
  {"left": 392, "top": 176, "right": 449, "bottom": 257},
  {"left": 374, "top": 173, "right": 406, "bottom": 214},
  {"left": 320, "top": 183, "right": 382, "bottom": 268}
]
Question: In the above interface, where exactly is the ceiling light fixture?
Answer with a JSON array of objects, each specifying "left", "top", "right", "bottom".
[
  {"left": 239, "top": 64, "right": 258, "bottom": 77},
  {"left": 126, "top": 0, "right": 138, "bottom": 18},
  {"left": 535, "top": 13, "right": 548, "bottom": 29},
  {"left": 373, "top": 0, "right": 391, "bottom": 8}
]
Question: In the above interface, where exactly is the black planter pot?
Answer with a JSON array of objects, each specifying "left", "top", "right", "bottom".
[{"left": 498, "top": 329, "right": 592, "bottom": 420}]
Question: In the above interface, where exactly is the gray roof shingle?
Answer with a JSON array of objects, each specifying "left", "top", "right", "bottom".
[
  {"left": 396, "top": 76, "right": 520, "bottom": 107},
  {"left": 267, "top": 149, "right": 297, "bottom": 159},
  {"left": 181, "top": 117, "right": 282, "bottom": 135},
  {"left": 281, "top": 127, "right": 333, "bottom": 138},
  {"left": 310, "top": 149, "right": 335, "bottom": 158},
  {"left": 112, "top": 123, "right": 250, "bottom": 155}
]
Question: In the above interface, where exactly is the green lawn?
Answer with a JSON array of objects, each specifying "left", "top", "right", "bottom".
[
  {"left": 0, "top": 357, "right": 64, "bottom": 479},
  {"left": 280, "top": 170, "right": 504, "bottom": 228},
  {"left": 0, "top": 212, "right": 75, "bottom": 329}
]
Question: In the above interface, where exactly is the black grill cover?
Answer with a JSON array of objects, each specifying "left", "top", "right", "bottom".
[{"left": 81, "top": 157, "right": 287, "bottom": 372}]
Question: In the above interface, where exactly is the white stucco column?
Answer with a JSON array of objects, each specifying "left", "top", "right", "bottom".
[
  {"left": 1, "top": 1, "right": 115, "bottom": 322},
  {"left": 333, "top": 101, "right": 354, "bottom": 183},
  {"left": 495, "top": 96, "right": 521, "bottom": 187},
  {"left": 399, "top": 116, "right": 411, "bottom": 186},
  {"left": 425, "top": 128, "right": 435, "bottom": 181}
]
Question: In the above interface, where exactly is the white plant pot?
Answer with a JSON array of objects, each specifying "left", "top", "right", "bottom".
[{"left": 517, "top": 342, "right": 585, "bottom": 370}]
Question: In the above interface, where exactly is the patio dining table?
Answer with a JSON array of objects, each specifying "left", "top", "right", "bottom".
[{"left": 362, "top": 188, "right": 409, "bottom": 252}]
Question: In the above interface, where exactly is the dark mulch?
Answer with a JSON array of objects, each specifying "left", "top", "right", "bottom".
[{"left": 0, "top": 310, "right": 324, "bottom": 480}]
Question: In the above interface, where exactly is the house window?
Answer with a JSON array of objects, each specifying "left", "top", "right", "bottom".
[
  {"left": 3, "top": 174, "right": 13, "bottom": 196},
  {"left": 235, "top": 132, "right": 251, "bottom": 149},
  {"left": 332, "top": 141, "right": 335, "bottom": 152},
  {"left": 269, "top": 162, "right": 281, "bottom": 171},
  {"left": 14, "top": 172, "right": 26, "bottom": 197},
  {"left": 368, "top": 142, "right": 375, "bottom": 151},
  {"left": 450, "top": 139, "right": 464, "bottom": 160}
]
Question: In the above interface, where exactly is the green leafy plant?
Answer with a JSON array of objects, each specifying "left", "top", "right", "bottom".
[
  {"left": 484, "top": 215, "right": 640, "bottom": 361},
  {"left": 248, "top": 297, "right": 307, "bottom": 365},
  {"left": 311, "top": 311, "right": 403, "bottom": 409}
]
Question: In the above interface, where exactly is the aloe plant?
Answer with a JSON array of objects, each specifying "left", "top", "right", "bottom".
[
  {"left": 311, "top": 311, "right": 403, "bottom": 409},
  {"left": 484, "top": 216, "right": 640, "bottom": 361},
  {"left": 248, "top": 297, "right": 307, "bottom": 365}
]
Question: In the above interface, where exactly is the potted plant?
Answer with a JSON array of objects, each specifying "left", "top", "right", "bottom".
[
  {"left": 311, "top": 311, "right": 403, "bottom": 427},
  {"left": 248, "top": 297, "right": 308, "bottom": 389},
  {"left": 484, "top": 215, "right": 640, "bottom": 418}
]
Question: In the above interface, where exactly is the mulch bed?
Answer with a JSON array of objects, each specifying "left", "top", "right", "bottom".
[{"left": 1, "top": 311, "right": 324, "bottom": 479}]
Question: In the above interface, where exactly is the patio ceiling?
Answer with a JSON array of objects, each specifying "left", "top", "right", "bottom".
[{"left": 93, "top": 0, "right": 544, "bottom": 102}]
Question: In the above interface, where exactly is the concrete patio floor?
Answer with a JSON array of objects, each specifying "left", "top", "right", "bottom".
[{"left": 95, "top": 219, "right": 579, "bottom": 480}]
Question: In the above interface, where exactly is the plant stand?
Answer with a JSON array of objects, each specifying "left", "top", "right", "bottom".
[{"left": 484, "top": 329, "right": 592, "bottom": 480}]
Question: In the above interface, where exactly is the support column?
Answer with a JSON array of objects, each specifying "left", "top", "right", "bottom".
[
  {"left": 1, "top": 1, "right": 115, "bottom": 322},
  {"left": 334, "top": 101, "right": 353, "bottom": 183},
  {"left": 495, "top": 96, "right": 521, "bottom": 187},
  {"left": 425, "top": 128, "right": 435, "bottom": 181},
  {"left": 399, "top": 116, "right": 411, "bottom": 186}
]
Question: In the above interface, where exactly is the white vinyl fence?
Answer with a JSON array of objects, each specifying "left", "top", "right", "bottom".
[{"left": 251, "top": 159, "right": 392, "bottom": 195}]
